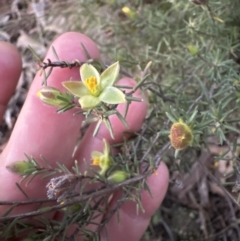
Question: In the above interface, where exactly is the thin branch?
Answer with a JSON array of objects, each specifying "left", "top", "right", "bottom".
[{"left": 0, "top": 171, "right": 151, "bottom": 222}]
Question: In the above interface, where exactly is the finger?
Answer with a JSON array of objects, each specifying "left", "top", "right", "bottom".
[
  {"left": 0, "top": 42, "right": 22, "bottom": 121},
  {"left": 53, "top": 77, "right": 148, "bottom": 239},
  {"left": 73, "top": 77, "right": 147, "bottom": 239},
  {"left": 101, "top": 162, "right": 169, "bottom": 241},
  {"left": 0, "top": 32, "right": 100, "bottom": 208}
]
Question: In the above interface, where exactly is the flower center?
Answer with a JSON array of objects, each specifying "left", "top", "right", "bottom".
[
  {"left": 92, "top": 157, "right": 100, "bottom": 166},
  {"left": 85, "top": 76, "right": 99, "bottom": 95}
]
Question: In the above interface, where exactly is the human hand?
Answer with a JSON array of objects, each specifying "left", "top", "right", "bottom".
[{"left": 0, "top": 32, "right": 169, "bottom": 241}]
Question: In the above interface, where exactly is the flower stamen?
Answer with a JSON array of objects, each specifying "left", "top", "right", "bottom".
[
  {"left": 92, "top": 157, "right": 100, "bottom": 166},
  {"left": 85, "top": 76, "right": 99, "bottom": 95},
  {"left": 169, "top": 119, "right": 193, "bottom": 150}
]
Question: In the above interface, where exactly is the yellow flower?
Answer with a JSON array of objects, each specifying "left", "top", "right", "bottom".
[
  {"left": 63, "top": 62, "right": 125, "bottom": 109},
  {"left": 169, "top": 119, "right": 193, "bottom": 150},
  {"left": 91, "top": 139, "right": 112, "bottom": 175}
]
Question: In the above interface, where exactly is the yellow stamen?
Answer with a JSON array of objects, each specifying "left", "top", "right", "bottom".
[
  {"left": 85, "top": 76, "right": 99, "bottom": 95},
  {"left": 214, "top": 162, "right": 219, "bottom": 168},
  {"left": 92, "top": 157, "right": 100, "bottom": 166}
]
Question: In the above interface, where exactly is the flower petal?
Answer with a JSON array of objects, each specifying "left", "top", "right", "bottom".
[
  {"left": 62, "top": 81, "right": 90, "bottom": 97},
  {"left": 79, "top": 95, "right": 101, "bottom": 109},
  {"left": 91, "top": 151, "right": 103, "bottom": 159},
  {"left": 99, "top": 86, "right": 125, "bottom": 104},
  {"left": 80, "top": 64, "right": 100, "bottom": 85},
  {"left": 100, "top": 62, "right": 120, "bottom": 89}
]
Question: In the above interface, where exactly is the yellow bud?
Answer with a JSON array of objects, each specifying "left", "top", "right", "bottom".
[
  {"left": 37, "top": 87, "right": 69, "bottom": 107},
  {"left": 107, "top": 170, "right": 128, "bottom": 183},
  {"left": 122, "top": 6, "right": 136, "bottom": 19},
  {"left": 169, "top": 120, "right": 193, "bottom": 150}
]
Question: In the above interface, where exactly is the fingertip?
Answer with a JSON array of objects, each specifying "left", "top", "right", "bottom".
[
  {"left": 34, "top": 32, "right": 100, "bottom": 92},
  {"left": 120, "top": 161, "right": 169, "bottom": 220},
  {"left": 0, "top": 32, "right": 100, "bottom": 204},
  {"left": 46, "top": 32, "right": 100, "bottom": 63},
  {"left": 101, "top": 162, "right": 169, "bottom": 241},
  {"left": 2, "top": 32, "right": 101, "bottom": 165},
  {"left": 141, "top": 161, "right": 169, "bottom": 216}
]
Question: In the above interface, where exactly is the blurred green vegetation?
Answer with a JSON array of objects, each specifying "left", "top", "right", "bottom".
[{"left": 73, "top": 0, "right": 240, "bottom": 240}]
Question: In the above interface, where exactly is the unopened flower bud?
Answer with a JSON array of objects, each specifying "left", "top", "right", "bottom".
[
  {"left": 37, "top": 87, "right": 69, "bottom": 107},
  {"left": 68, "top": 203, "right": 82, "bottom": 213},
  {"left": 61, "top": 201, "right": 82, "bottom": 215},
  {"left": 6, "top": 161, "right": 35, "bottom": 175},
  {"left": 187, "top": 45, "right": 199, "bottom": 56},
  {"left": 122, "top": 6, "right": 136, "bottom": 19},
  {"left": 107, "top": 170, "right": 128, "bottom": 183},
  {"left": 169, "top": 120, "right": 193, "bottom": 150}
]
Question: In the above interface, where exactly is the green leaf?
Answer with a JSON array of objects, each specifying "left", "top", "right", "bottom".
[
  {"left": 62, "top": 81, "right": 90, "bottom": 97},
  {"left": 115, "top": 110, "right": 129, "bottom": 128},
  {"left": 79, "top": 95, "right": 101, "bottom": 109},
  {"left": 80, "top": 63, "right": 100, "bottom": 83},
  {"left": 165, "top": 112, "right": 177, "bottom": 123},
  {"left": 52, "top": 46, "right": 59, "bottom": 60},
  {"left": 100, "top": 62, "right": 120, "bottom": 89},
  {"left": 100, "top": 86, "right": 125, "bottom": 104}
]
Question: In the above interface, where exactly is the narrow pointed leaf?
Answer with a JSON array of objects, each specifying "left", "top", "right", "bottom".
[
  {"left": 80, "top": 42, "right": 91, "bottom": 60},
  {"left": 93, "top": 119, "right": 103, "bottom": 137},
  {"left": 116, "top": 110, "right": 129, "bottom": 128},
  {"left": 104, "top": 118, "right": 114, "bottom": 139},
  {"left": 52, "top": 46, "right": 60, "bottom": 60}
]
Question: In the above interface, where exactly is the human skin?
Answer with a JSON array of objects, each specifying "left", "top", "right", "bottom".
[{"left": 0, "top": 32, "right": 169, "bottom": 241}]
